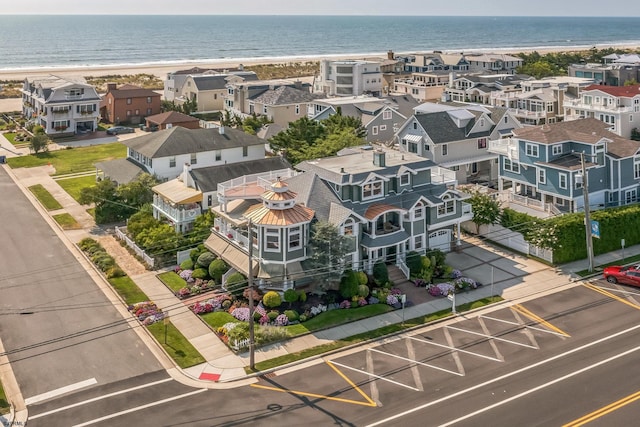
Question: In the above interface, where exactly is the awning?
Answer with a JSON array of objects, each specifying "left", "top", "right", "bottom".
[
  {"left": 402, "top": 134, "right": 423, "bottom": 143},
  {"left": 258, "top": 261, "right": 306, "bottom": 281}
]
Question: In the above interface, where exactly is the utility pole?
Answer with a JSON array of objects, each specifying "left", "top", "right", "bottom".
[
  {"left": 247, "top": 218, "right": 255, "bottom": 370},
  {"left": 580, "top": 152, "right": 595, "bottom": 273}
]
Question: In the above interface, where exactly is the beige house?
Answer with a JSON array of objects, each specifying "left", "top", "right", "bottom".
[{"left": 174, "top": 72, "right": 258, "bottom": 113}]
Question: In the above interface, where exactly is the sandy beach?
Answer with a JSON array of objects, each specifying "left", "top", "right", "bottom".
[{"left": 2, "top": 44, "right": 638, "bottom": 82}]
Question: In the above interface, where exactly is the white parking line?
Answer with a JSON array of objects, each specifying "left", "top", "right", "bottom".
[
  {"left": 446, "top": 326, "right": 538, "bottom": 349},
  {"left": 482, "top": 315, "right": 569, "bottom": 338},
  {"left": 25, "top": 378, "right": 97, "bottom": 405},
  {"left": 29, "top": 378, "right": 173, "bottom": 420},
  {"left": 365, "top": 321, "right": 640, "bottom": 426},
  {"left": 408, "top": 336, "right": 502, "bottom": 362},
  {"left": 329, "top": 360, "right": 421, "bottom": 391},
  {"left": 369, "top": 348, "right": 464, "bottom": 376},
  {"left": 71, "top": 389, "right": 207, "bottom": 427}
]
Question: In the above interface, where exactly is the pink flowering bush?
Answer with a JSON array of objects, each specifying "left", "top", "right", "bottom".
[
  {"left": 436, "top": 282, "right": 455, "bottom": 296},
  {"left": 390, "top": 288, "right": 402, "bottom": 296},
  {"left": 128, "top": 301, "right": 166, "bottom": 325},
  {"left": 428, "top": 285, "right": 442, "bottom": 296},
  {"left": 274, "top": 314, "right": 289, "bottom": 326},
  {"left": 179, "top": 269, "right": 194, "bottom": 283},
  {"left": 231, "top": 307, "right": 251, "bottom": 321},
  {"left": 357, "top": 297, "right": 368, "bottom": 306},
  {"left": 339, "top": 300, "right": 351, "bottom": 309},
  {"left": 386, "top": 294, "right": 399, "bottom": 305}
]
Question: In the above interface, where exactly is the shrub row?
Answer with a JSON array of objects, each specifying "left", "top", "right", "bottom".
[{"left": 79, "top": 237, "right": 125, "bottom": 279}]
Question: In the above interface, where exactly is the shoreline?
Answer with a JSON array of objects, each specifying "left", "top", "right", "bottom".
[{"left": 1, "top": 43, "right": 639, "bottom": 82}]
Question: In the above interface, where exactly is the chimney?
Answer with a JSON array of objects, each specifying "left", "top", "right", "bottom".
[
  {"left": 373, "top": 149, "right": 386, "bottom": 167},
  {"left": 219, "top": 125, "right": 225, "bottom": 135},
  {"left": 294, "top": 80, "right": 302, "bottom": 90},
  {"left": 387, "top": 50, "right": 394, "bottom": 60},
  {"left": 182, "top": 163, "right": 193, "bottom": 186},
  {"left": 340, "top": 167, "right": 346, "bottom": 174},
  {"left": 238, "top": 63, "right": 244, "bottom": 71},
  {"left": 107, "top": 83, "right": 117, "bottom": 92}
]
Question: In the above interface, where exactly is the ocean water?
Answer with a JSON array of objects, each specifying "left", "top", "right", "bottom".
[{"left": 1, "top": 15, "right": 639, "bottom": 72}]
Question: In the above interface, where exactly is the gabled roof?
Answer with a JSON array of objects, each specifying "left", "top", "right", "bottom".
[
  {"left": 285, "top": 172, "right": 343, "bottom": 221},
  {"left": 107, "top": 84, "right": 161, "bottom": 99},
  {"left": 94, "top": 158, "right": 147, "bottom": 185},
  {"left": 582, "top": 84, "right": 640, "bottom": 98},
  {"left": 251, "top": 85, "right": 321, "bottom": 106},
  {"left": 146, "top": 111, "right": 199, "bottom": 125},
  {"left": 123, "top": 126, "right": 266, "bottom": 158},
  {"left": 512, "top": 118, "right": 640, "bottom": 158},
  {"left": 190, "top": 157, "right": 291, "bottom": 193}
]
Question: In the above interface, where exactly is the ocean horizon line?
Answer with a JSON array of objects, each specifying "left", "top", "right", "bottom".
[
  {"left": 2, "top": 42, "right": 639, "bottom": 77},
  {"left": 2, "top": 14, "right": 638, "bottom": 18}
]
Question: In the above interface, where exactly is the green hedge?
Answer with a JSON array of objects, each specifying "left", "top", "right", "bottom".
[{"left": 500, "top": 205, "right": 640, "bottom": 264}]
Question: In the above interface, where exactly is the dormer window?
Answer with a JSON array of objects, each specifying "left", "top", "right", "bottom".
[
  {"left": 342, "top": 218, "right": 354, "bottom": 236},
  {"left": 362, "top": 179, "right": 383, "bottom": 200},
  {"left": 400, "top": 173, "right": 410, "bottom": 186},
  {"left": 414, "top": 201, "right": 424, "bottom": 219}
]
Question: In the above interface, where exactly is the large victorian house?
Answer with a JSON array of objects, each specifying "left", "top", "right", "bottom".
[
  {"left": 204, "top": 148, "right": 473, "bottom": 290},
  {"left": 21, "top": 75, "right": 101, "bottom": 136}
]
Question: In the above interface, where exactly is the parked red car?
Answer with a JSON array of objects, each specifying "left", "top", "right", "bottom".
[{"left": 603, "top": 265, "right": 640, "bottom": 287}]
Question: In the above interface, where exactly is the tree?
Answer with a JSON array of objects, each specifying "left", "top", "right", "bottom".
[
  {"left": 322, "top": 108, "right": 367, "bottom": 138},
  {"left": 242, "top": 114, "right": 271, "bottom": 135},
  {"left": 181, "top": 98, "right": 198, "bottom": 115},
  {"left": 307, "top": 221, "right": 351, "bottom": 285},
  {"left": 29, "top": 133, "right": 49, "bottom": 154},
  {"left": 79, "top": 178, "right": 121, "bottom": 223},
  {"left": 268, "top": 116, "right": 326, "bottom": 164},
  {"left": 517, "top": 60, "right": 558, "bottom": 79},
  {"left": 305, "top": 129, "right": 364, "bottom": 160},
  {"left": 468, "top": 189, "right": 502, "bottom": 234}
]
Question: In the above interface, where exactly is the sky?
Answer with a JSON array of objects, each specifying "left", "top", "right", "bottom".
[{"left": 8, "top": 0, "right": 640, "bottom": 17}]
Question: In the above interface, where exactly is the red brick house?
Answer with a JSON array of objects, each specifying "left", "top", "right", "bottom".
[
  {"left": 145, "top": 111, "right": 200, "bottom": 130},
  {"left": 100, "top": 83, "right": 162, "bottom": 125}
]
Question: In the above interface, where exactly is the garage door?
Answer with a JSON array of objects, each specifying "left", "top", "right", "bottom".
[{"left": 428, "top": 229, "right": 451, "bottom": 252}]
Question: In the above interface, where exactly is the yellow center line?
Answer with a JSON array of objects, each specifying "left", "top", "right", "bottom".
[
  {"left": 249, "top": 361, "right": 377, "bottom": 408},
  {"left": 583, "top": 283, "right": 640, "bottom": 311},
  {"left": 512, "top": 304, "right": 571, "bottom": 337},
  {"left": 563, "top": 390, "right": 640, "bottom": 426}
]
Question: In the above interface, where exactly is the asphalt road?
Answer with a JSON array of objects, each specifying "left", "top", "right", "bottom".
[
  {"left": 25, "top": 279, "right": 640, "bottom": 426},
  {"left": 0, "top": 167, "right": 163, "bottom": 404}
]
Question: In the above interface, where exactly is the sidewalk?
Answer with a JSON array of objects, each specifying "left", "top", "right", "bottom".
[{"left": 3, "top": 141, "right": 640, "bottom": 424}]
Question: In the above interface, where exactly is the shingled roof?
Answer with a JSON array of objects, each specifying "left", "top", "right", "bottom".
[
  {"left": 190, "top": 157, "right": 291, "bottom": 192},
  {"left": 107, "top": 84, "right": 160, "bottom": 99},
  {"left": 123, "top": 126, "right": 266, "bottom": 158},
  {"left": 251, "top": 85, "right": 321, "bottom": 106}
]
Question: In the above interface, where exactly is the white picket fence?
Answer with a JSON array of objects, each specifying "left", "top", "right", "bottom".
[
  {"left": 114, "top": 226, "right": 155, "bottom": 268},
  {"left": 231, "top": 338, "right": 250, "bottom": 351},
  {"left": 466, "top": 222, "right": 553, "bottom": 263}
]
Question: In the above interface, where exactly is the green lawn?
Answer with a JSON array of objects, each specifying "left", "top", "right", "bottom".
[
  {"left": 3, "top": 131, "right": 17, "bottom": 145},
  {"left": 108, "top": 276, "right": 149, "bottom": 305},
  {"left": 249, "top": 296, "right": 503, "bottom": 372},
  {"left": 28, "top": 184, "right": 63, "bottom": 210},
  {"left": 147, "top": 321, "right": 206, "bottom": 369},
  {"left": 52, "top": 212, "right": 81, "bottom": 229},
  {"left": 7, "top": 142, "right": 126, "bottom": 176},
  {"left": 157, "top": 271, "right": 187, "bottom": 293},
  {"left": 0, "top": 379, "right": 9, "bottom": 415},
  {"left": 286, "top": 304, "right": 393, "bottom": 335},
  {"left": 200, "top": 311, "right": 237, "bottom": 329},
  {"left": 56, "top": 175, "right": 96, "bottom": 203}
]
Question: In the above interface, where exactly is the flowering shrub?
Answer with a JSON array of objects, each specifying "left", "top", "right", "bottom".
[
  {"left": 189, "top": 294, "right": 229, "bottom": 314},
  {"left": 231, "top": 307, "right": 251, "bottom": 321},
  {"left": 386, "top": 294, "right": 399, "bottom": 306},
  {"left": 414, "top": 278, "right": 427, "bottom": 287},
  {"left": 368, "top": 296, "right": 379, "bottom": 305},
  {"left": 128, "top": 301, "right": 166, "bottom": 325},
  {"left": 274, "top": 314, "right": 289, "bottom": 326},
  {"left": 428, "top": 285, "right": 442, "bottom": 296},
  {"left": 175, "top": 277, "right": 214, "bottom": 299},
  {"left": 357, "top": 297, "right": 368, "bottom": 306},
  {"left": 339, "top": 300, "right": 351, "bottom": 309},
  {"left": 390, "top": 288, "right": 402, "bottom": 296},
  {"left": 436, "top": 282, "right": 455, "bottom": 296},
  {"left": 310, "top": 304, "right": 327, "bottom": 316},
  {"left": 259, "top": 315, "right": 269, "bottom": 325},
  {"left": 179, "top": 269, "right": 194, "bottom": 283},
  {"left": 451, "top": 269, "right": 462, "bottom": 280},
  {"left": 455, "top": 277, "right": 477, "bottom": 290}
]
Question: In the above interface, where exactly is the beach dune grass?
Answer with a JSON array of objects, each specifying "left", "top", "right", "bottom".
[
  {"left": 56, "top": 175, "right": 96, "bottom": 203},
  {"left": 52, "top": 212, "right": 81, "bottom": 229},
  {"left": 28, "top": 184, "right": 63, "bottom": 210},
  {"left": 7, "top": 143, "right": 126, "bottom": 176}
]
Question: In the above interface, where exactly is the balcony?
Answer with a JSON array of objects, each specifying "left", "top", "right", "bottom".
[
  {"left": 431, "top": 166, "right": 457, "bottom": 185},
  {"left": 509, "top": 108, "right": 548, "bottom": 119},
  {"left": 153, "top": 197, "right": 201, "bottom": 223},
  {"left": 563, "top": 100, "right": 633, "bottom": 113},
  {"left": 488, "top": 138, "right": 519, "bottom": 161},
  {"left": 217, "top": 168, "right": 297, "bottom": 201},
  {"left": 212, "top": 218, "right": 251, "bottom": 252}
]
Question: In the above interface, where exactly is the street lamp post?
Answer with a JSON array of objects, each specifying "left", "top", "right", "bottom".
[{"left": 579, "top": 152, "right": 595, "bottom": 273}]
